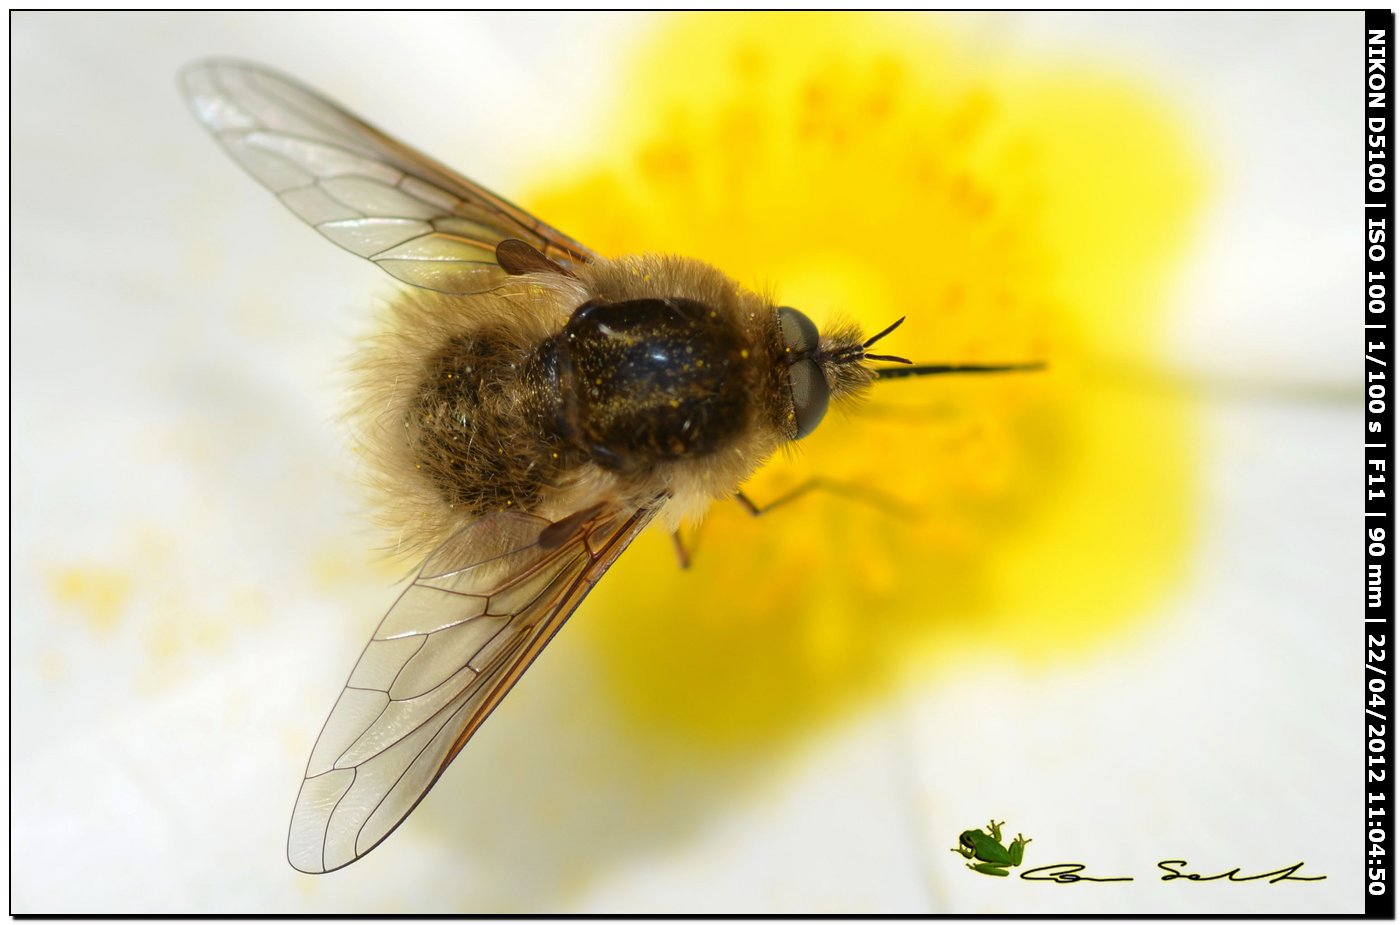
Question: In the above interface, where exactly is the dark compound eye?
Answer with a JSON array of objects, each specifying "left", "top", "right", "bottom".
[
  {"left": 788, "top": 357, "right": 830, "bottom": 439},
  {"left": 777, "top": 308, "right": 830, "bottom": 439},
  {"left": 777, "top": 306, "right": 821, "bottom": 358}
]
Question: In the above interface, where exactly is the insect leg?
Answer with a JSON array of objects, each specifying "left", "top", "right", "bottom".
[
  {"left": 671, "top": 530, "right": 692, "bottom": 570},
  {"left": 733, "top": 478, "right": 915, "bottom": 521}
]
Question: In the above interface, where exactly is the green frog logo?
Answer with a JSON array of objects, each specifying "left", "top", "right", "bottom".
[{"left": 953, "top": 820, "right": 1032, "bottom": 877}]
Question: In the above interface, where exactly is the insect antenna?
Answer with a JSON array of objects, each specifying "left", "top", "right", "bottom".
[
  {"left": 863, "top": 316, "right": 908, "bottom": 351},
  {"left": 859, "top": 315, "right": 1045, "bottom": 378},
  {"left": 873, "top": 361, "right": 1047, "bottom": 380}
]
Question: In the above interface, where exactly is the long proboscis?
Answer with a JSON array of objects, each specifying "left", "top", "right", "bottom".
[{"left": 873, "top": 362, "right": 1047, "bottom": 380}]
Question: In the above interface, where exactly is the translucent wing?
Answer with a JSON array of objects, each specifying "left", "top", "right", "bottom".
[
  {"left": 180, "top": 59, "right": 594, "bottom": 294},
  {"left": 288, "top": 501, "right": 659, "bottom": 874}
]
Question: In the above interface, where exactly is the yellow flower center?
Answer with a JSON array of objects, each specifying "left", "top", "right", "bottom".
[{"left": 526, "top": 12, "right": 1204, "bottom": 752}]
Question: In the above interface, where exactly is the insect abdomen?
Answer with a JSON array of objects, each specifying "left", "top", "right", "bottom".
[
  {"left": 411, "top": 333, "right": 571, "bottom": 514},
  {"left": 545, "top": 297, "right": 753, "bottom": 473}
]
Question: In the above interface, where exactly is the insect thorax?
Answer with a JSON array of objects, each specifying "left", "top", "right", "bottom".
[{"left": 542, "top": 297, "right": 754, "bottom": 473}]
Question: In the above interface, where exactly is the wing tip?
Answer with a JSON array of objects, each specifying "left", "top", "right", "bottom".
[
  {"left": 179, "top": 57, "right": 275, "bottom": 83},
  {"left": 177, "top": 57, "right": 241, "bottom": 96},
  {"left": 177, "top": 58, "right": 306, "bottom": 113},
  {"left": 286, "top": 855, "right": 327, "bottom": 875},
  {"left": 286, "top": 829, "right": 329, "bottom": 875}
]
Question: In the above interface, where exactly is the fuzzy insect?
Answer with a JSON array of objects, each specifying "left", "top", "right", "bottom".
[{"left": 181, "top": 60, "right": 1041, "bottom": 874}]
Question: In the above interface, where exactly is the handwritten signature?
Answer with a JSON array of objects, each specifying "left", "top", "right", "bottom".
[{"left": 1018, "top": 860, "right": 1326, "bottom": 884}]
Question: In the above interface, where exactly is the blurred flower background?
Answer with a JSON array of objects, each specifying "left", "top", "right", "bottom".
[{"left": 12, "top": 11, "right": 1359, "bottom": 913}]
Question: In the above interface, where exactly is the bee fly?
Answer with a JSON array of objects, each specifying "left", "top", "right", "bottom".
[{"left": 181, "top": 59, "right": 1042, "bottom": 873}]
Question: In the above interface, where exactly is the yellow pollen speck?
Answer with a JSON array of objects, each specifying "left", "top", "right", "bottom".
[{"left": 47, "top": 566, "right": 131, "bottom": 633}]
